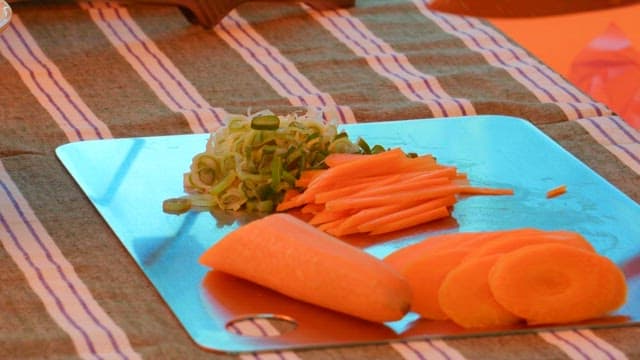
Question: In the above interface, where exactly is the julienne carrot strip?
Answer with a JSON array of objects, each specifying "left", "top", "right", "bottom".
[
  {"left": 323, "top": 152, "right": 365, "bottom": 167},
  {"left": 357, "top": 196, "right": 457, "bottom": 233},
  {"left": 306, "top": 148, "right": 407, "bottom": 189},
  {"left": 276, "top": 148, "right": 515, "bottom": 236},
  {"left": 300, "top": 203, "right": 324, "bottom": 214},
  {"left": 326, "top": 177, "right": 451, "bottom": 208},
  {"left": 333, "top": 202, "right": 419, "bottom": 236},
  {"left": 313, "top": 172, "right": 409, "bottom": 204},
  {"left": 275, "top": 194, "right": 306, "bottom": 212},
  {"left": 349, "top": 173, "right": 455, "bottom": 200},
  {"left": 546, "top": 185, "right": 567, "bottom": 199},
  {"left": 325, "top": 184, "right": 462, "bottom": 212},
  {"left": 309, "top": 209, "right": 354, "bottom": 226},
  {"left": 317, "top": 218, "right": 346, "bottom": 233},
  {"left": 369, "top": 207, "right": 450, "bottom": 235},
  {"left": 457, "top": 186, "right": 514, "bottom": 196},
  {"left": 295, "top": 169, "right": 326, "bottom": 188}
]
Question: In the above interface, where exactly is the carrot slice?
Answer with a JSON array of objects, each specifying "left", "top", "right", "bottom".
[
  {"left": 200, "top": 213, "right": 411, "bottom": 323},
  {"left": 399, "top": 248, "right": 472, "bottom": 320},
  {"left": 488, "top": 243, "right": 627, "bottom": 325},
  {"left": 463, "top": 230, "right": 595, "bottom": 262},
  {"left": 546, "top": 185, "right": 567, "bottom": 199},
  {"left": 383, "top": 231, "right": 492, "bottom": 273},
  {"left": 439, "top": 255, "right": 521, "bottom": 328}
]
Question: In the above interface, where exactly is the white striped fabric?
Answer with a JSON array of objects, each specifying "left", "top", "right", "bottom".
[
  {"left": 0, "top": 162, "right": 141, "bottom": 360},
  {"left": 215, "top": 10, "right": 356, "bottom": 124},
  {"left": 0, "top": 16, "right": 112, "bottom": 141},
  {"left": 539, "top": 330, "right": 628, "bottom": 360},
  {"left": 412, "top": 0, "right": 611, "bottom": 121},
  {"left": 577, "top": 116, "right": 640, "bottom": 175},
  {"left": 392, "top": 339, "right": 466, "bottom": 360},
  {"left": 304, "top": 5, "right": 475, "bottom": 119},
  {"left": 230, "top": 319, "right": 301, "bottom": 360},
  {"left": 82, "top": 1, "right": 226, "bottom": 133}
]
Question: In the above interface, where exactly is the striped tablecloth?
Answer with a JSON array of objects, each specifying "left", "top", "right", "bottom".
[{"left": 1, "top": 0, "right": 639, "bottom": 359}]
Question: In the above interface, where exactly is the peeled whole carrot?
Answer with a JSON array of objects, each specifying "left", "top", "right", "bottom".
[
  {"left": 439, "top": 255, "right": 521, "bottom": 328},
  {"left": 489, "top": 243, "right": 627, "bottom": 325},
  {"left": 200, "top": 213, "right": 411, "bottom": 323}
]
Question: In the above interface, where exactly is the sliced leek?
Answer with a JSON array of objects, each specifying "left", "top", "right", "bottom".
[{"left": 168, "top": 109, "right": 369, "bottom": 214}]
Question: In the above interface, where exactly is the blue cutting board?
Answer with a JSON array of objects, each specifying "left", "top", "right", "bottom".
[{"left": 56, "top": 115, "right": 640, "bottom": 353}]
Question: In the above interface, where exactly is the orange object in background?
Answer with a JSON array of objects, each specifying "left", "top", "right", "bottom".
[
  {"left": 490, "top": 4, "right": 640, "bottom": 129},
  {"left": 568, "top": 24, "right": 640, "bottom": 129}
]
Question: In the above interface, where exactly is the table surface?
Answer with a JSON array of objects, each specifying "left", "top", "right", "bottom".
[{"left": 1, "top": 1, "right": 639, "bottom": 359}]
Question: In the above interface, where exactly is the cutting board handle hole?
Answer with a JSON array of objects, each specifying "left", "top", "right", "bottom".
[{"left": 225, "top": 314, "right": 298, "bottom": 337}]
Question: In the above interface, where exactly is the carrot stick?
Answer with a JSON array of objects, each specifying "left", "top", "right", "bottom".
[
  {"left": 300, "top": 202, "right": 324, "bottom": 214},
  {"left": 325, "top": 184, "right": 462, "bottom": 212},
  {"left": 439, "top": 255, "right": 521, "bottom": 328},
  {"left": 457, "top": 186, "right": 514, "bottom": 196},
  {"left": 295, "top": 169, "right": 326, "bottom": 188},
  {"left": 368, "top": 207, "right": 450, "bottom": 235},
  {"left": 333, "top": 201, "right": 421, "bottom": 236},
  {"left": 323, "top": 153, "right": 365, "bottom": 167},
  {"left": 275, "top": 194, "right": 306, "bottom": 212},
  {"left": 308, "top": 148, "right": 406, "bottom": 184},
  {"left": 489, "top": 243, "right": 627, "bottom": 325},
  {"left": 312, "top": 173, "right": 408, "bottom": 204},
  {"left": 200, "top": 213, "right": 412, "bottom": 323},
  {"left": 357, "top": 196, "right": 456, "bottom": 233},
  {"left": 546, "top": 185, "right": 567, "bottom": 199},
  {"left": 309, "top": 209, "right": 354, "bottom": 225},
  {"left": 347, "top": 173, "right": 454, "bottom": 200}
]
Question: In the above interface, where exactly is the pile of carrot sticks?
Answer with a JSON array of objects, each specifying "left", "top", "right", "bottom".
[{"left": 277, "top": 148, "right": 513, "bottom": 236}]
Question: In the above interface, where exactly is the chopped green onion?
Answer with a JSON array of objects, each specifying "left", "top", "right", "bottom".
[
  {"left": 371, "top": 144, "right": 386, "bottom": 154},
  {"left": 174, "top": 110, "right": 387, "bottom": 213},
  {"left": 251, "top": 115, "right": 280, "bottom": 130},
  {"left": 358, "top": 137, "right": 372, "bottom": 154},
  {"left": 162, "top": 197, "right": 192, "bottom": 215}
]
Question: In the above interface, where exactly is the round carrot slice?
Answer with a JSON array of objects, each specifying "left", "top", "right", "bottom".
[
  {"left": 400, "top": 248, "right": 472, "bottom": 320},
  {"left": 488, "top": 244, "right": 627, "bottom": 325},
  {"left": 463, "top": 230, "right": 594, "bottom": 263},
  {"left": 439, "top": 255, "right": 522, "bottom": 328}
]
